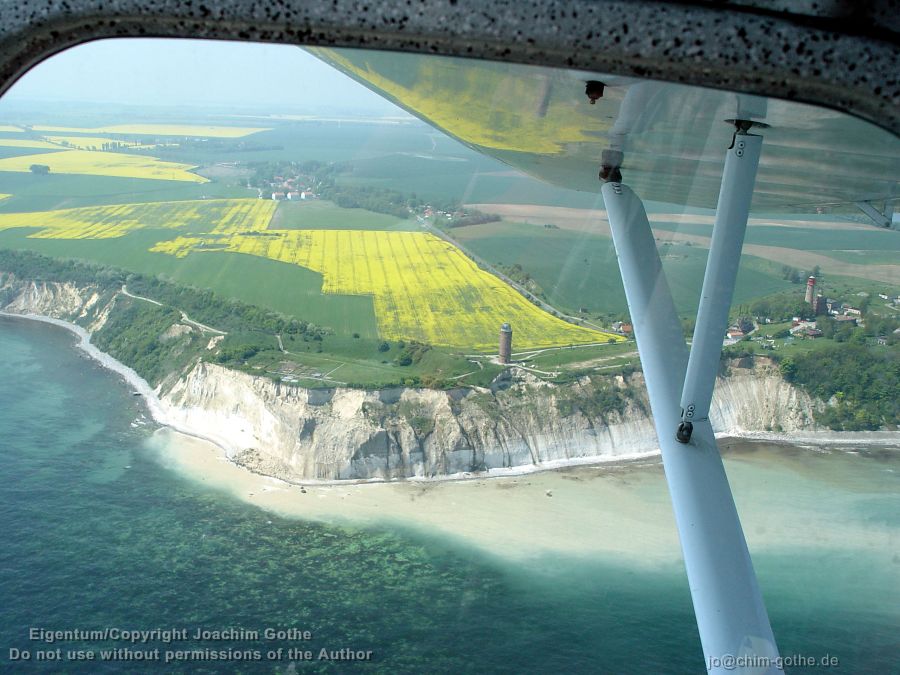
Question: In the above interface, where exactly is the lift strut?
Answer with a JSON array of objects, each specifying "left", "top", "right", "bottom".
[{"left": 602, "top": 124, "right": 781, "bottom": 674}]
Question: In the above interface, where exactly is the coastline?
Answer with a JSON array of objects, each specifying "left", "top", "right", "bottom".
[
  {"left": 2, "top": 310, "right": 897, "bottom": 491},
  {"left": 0, "top": 311, "right": 241, "bottom": 461}
]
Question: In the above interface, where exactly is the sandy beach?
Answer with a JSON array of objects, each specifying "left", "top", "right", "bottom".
[{"left": 148, "top": 427, "right": 899, "bottom": 569}]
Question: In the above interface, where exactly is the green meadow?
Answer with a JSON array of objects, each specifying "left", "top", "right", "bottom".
[
  {"left": 651, "top": 221, "right": 900, "bottom": 252},
  {"left": 271, "top": 199, "right": 416, "bottom": 231},
  {"left": 0, "top": 172, "right": 249, "bottom": 212},
  {"left": 450, "top": 220, "right": 795, "bottom": 318}
]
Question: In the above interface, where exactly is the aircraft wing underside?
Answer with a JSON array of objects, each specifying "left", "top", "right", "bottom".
[{"left": 308, "top": 47, "right": 898, "bottom": 218}]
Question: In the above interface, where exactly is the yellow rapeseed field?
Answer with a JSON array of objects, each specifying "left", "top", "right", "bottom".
[
  {"left": 0, "top": 199, "right": 276, "bottom": 239},
  {"left": 0, "top": 125, "right": 23, "bottom": 133},
  {"left": 31, "top": 124, "right": 269, "bottom": 138},
  {"left": 152, "top": 228, "right": 617, "bottom": 349},
  {"left": 0, "top": 149, "right": 207, "bottom": 182},
  {"left": 0, "top": 197, "right": 618, "bottom": 349}
]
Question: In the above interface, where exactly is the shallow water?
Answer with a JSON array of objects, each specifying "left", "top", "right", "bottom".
[{"left": 1, "top": 316, "right": 898, "bottom": 673}]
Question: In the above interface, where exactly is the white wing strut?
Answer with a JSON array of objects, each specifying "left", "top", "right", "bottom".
[
  {"left": 602, "top": 127, "right": 781, "bottom": 674},
  {"left": 681, "top": 131, "right": 762, "bottom": 434}
]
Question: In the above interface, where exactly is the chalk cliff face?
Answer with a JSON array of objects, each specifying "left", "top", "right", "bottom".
[
  {"left": 1, "top": 275, "right": 822, "bottom": 482},
  {"left": 0, "top": 275, "right": 115, "bottom": 332},
  {"left": 161, "top": 363, "right": 658, "bottom": 480},
  {"left": 710, "top": 358, "right": 819, "bottom": 434},
  {"left": 159, "top": 359, "right": 819, "bottom": 482}
]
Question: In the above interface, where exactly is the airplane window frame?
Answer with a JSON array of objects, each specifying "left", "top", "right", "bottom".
[{"left": 0, "top": 0, "right": 897, "bottom": 136}]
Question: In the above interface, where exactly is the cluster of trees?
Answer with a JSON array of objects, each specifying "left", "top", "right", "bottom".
[
  {"left": 249, "top": 159, "right": 462, "bottom": 218},
  {"left": 395, "top": 341, "right": 430, "bottom": 367},
  {"left": 248, "top": 159, "right": 336, "bottom": 189},
  {"left": 320, "top": 183, "right": 411, "bottom": 219},
  {"left": 214, "top": 343, "right": 261, "bottom": 364},
  {"left": 780, "top": 264, "right": 820, "bottom": 284},
  {"left": 780, "top": 343, "right": 899, "bottom": 430},
  {"left": 497, "top": 263, "right": 546, "bottom": 300},
  {"left": 445, "top": 210, "right": 500, "bottom": 228},
  {"left": 0, "top": 249, "right": 126, "bottom": 287},
  {"left": 29, "top": 164, "right": 50, "bottom": 175},
  {"left": 750, "top": 293, "right": 815, "bottom": 322},
  {"left": 55, "top": 140, "right": 141, "bottom": 152},
  {"left": 735, "top": 316, "right": 755, "bottom": 333}
]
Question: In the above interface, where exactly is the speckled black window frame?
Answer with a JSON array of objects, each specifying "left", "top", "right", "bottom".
[{"left": 0, "top": 0, "right": 897, "bottom": 134}]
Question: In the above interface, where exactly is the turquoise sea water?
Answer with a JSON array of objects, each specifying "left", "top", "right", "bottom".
[{"left": 0, "top": 316, "right": 898, "bottom": 673}]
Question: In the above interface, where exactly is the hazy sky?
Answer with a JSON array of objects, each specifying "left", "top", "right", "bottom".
[{"left": 3, "top": 39, "right": 405, "bottom": 115}]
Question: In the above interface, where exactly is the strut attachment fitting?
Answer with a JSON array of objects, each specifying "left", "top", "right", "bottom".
[{"left": 599, "top": 149, "right": 623, "bottom": 183}]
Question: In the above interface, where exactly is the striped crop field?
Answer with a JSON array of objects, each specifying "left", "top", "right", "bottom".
[
  {"left": 0, "top": 197, "right": 619, "bottom": 349},
  {"left": 152, "top": 229, "right": 620, "bottom": 349},
  {"left": 0, "top": 149, "right": 207, "bottom": 182},
  {"left": 30, "top": 124, "right": 269, "bottom": 138},
  {"left": 0, "top": 199, "right": 275, "bottom": 239}
]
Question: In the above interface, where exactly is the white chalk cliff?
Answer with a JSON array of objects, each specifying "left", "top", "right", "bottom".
[{"left": 1, "top": 275, "right": 822, "bottom": 482}]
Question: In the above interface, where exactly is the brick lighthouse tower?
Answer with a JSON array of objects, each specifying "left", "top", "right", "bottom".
[
  {"left": 498, "top": 323, "right": 512, "bottom": 364},
  {"left": 804, "top": 276, "right": 816, "bottom": 305}
]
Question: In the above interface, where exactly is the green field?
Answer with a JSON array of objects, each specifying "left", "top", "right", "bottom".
[
  {"left": 0, "top": 146, "right": 68, "bottom": 160},
  {"left": 270, "top": 200, "right": 416, "bottom": 231},
  {"left": 651, "top": 221, "right": 900, "bottom": 252},
  {"left": 522, "top": 340, "right": 639, "bottom": 371},
  {"left": 451, "top": 220, "right": 795, "bottom": 318},
  {"left": 0, "top": 172, "right": 250, "bottom": 212},
  {"left": 258, "top": 338, "right": 483, "bottom": 388},
  {"left": 339, "top": 152, "right": 604, "bottom": 208},
  {"left": 819, "top": 250, "right": 900, "bottom": 265}
]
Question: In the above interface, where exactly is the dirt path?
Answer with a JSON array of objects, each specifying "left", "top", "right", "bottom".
[{"left": 121, "top": 285, "right": 228, "bottom": 335}]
